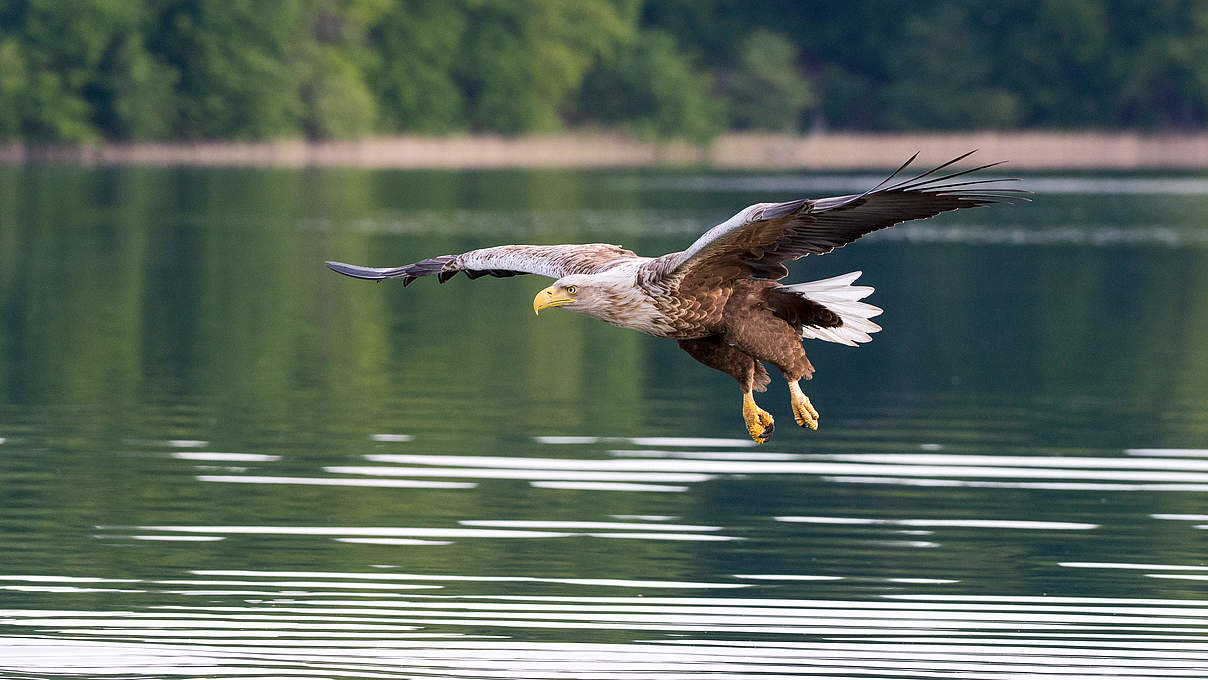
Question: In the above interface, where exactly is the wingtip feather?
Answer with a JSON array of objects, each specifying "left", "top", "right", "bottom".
[{"left": 326, "top": 261, "right": 396, "bottom": 281}]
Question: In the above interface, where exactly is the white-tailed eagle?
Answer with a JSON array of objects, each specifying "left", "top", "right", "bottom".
[{"left": 327, "top": 152, "right": 1024, "bottom": 443}]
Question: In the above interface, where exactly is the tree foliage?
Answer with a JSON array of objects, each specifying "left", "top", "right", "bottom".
[
  {"left": 1, "top": 0, "right": 1207, "bottom": 142},
  {"left": 367, "top": 0, "right": 467, "bottom": 134},
  {"left": 723, "top": 30, "right": 815, "bottom": 132},
  {"left": 576, "top": 30, "right": 723, "bottom": 140}
]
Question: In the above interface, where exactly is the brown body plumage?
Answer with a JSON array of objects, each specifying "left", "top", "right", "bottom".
[{"left": 327, "top": 152, "right": 1025, "bottom": 442}]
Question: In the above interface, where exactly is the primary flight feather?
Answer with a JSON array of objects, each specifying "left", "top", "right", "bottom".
[{"left": 327, "top": 151, "right": 1026, "bottom": 443}]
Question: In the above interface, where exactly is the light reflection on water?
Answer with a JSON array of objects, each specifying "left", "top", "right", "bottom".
[
  {"left": 3, "top": 166, "right": 1208, "bottom": 677},
  {"left": 5, "top": 571, "right": 1208, "bottom": 677},
  {"left": 5, "top": 436, "right": 1208, "bottom": 676}
]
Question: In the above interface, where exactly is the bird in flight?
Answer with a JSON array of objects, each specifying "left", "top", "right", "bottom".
[{"left": 327, "top": 151, "right": 1024, "bottom": 443}]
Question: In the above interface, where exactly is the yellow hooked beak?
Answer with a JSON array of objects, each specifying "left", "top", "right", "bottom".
[{"left": 533, "top": 286, "right": 575, "bottom": 315}]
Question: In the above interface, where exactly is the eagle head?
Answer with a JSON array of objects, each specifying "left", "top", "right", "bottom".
[
  {"left": 533, "top": 276, "right": 593, "bottom": 315},
  {"left": 533, "top": 272, "right": 657, "bottom": 333}
]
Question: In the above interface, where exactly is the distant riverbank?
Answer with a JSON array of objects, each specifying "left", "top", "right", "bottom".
[{"left": 4, "top": 131, "right": 1208, "bottom": 170}]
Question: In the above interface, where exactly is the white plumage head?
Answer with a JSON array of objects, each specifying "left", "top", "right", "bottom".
[{"left": 532, "top": 268, "right": 666, "bottom": 334}]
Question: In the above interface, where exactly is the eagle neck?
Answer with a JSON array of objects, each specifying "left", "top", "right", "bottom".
[{"left": 579, "top": 263, "right": 673, "bottom": 336}]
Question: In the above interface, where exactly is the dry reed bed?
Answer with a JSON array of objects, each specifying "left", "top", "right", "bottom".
[{"left": 4, "top": 132, "right": 1208, "bottom": 169}]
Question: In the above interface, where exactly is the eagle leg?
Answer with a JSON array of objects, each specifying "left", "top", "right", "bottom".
[
  {"left": 742, "top": 390, "right": 775, "bottom": 444},
  {"left": 788, "top": 380, "right": 819, "bottom": 430},
  {"left": 676, "top": 337, "right": 774, "bottom": 443}
]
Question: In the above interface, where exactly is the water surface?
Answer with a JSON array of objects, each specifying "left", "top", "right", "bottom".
[{"left": 1, "top": 165, "right": 1207, "bottom": 678}]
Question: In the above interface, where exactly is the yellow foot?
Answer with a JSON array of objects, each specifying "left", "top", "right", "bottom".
[
  {"left": 789, "top": 382, "right": 820, "bottom": 430},
  {"left": 742, "top": 391, "right": 775, "bottom": 444}
]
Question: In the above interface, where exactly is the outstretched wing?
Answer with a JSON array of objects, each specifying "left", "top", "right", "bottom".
[
  {"left": 643, "top": 151, "right": 1028, "bottom": 288},
  {"left": 326, "top": 243, "right": 638, "bottom": 287}
]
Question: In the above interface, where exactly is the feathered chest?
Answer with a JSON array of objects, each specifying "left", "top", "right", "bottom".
[
  {"left": 599, "top": 285, "right": 728, "bottom": 340},
  {"left": 569, "top": 263, "right": 731, "bottom": 339},
  {"left": 587, "top": 286, "right": 676, "bottom": 336}
]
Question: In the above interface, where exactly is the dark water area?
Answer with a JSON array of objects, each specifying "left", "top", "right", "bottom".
[{"left": 1, "top": 164, "right": 1207, "bottom": 677}]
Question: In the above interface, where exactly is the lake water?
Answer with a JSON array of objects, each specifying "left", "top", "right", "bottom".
[{"left": 1, "top": 165, "right": 1207, "bottom": 678}]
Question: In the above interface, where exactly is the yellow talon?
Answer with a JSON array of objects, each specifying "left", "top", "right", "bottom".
[
  {"left": 789, "top": 382, "right": 819, "bottom": 430},
  {"left": 742, "top": 391, "right": 775, "bottom": 444}
]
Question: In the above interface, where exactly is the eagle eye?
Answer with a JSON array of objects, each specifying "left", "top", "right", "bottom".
[{"left": 565, "top": 285, "right": 578, "bottom": 295}]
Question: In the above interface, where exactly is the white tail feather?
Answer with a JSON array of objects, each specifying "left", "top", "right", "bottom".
[{"left": 781, "top": 271, "right": 883, "bottom": 346}]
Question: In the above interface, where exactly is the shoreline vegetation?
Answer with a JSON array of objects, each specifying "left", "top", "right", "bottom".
[
  {"left": 3, "top": 132, "right": 1208, "bottom": 170},
  {"left": 5, "top": 4, "right": 1207, "bottom": 172}
]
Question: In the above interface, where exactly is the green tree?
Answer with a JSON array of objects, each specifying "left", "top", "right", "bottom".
[
  {"left": 722, "top": 30, "right": 814, "bottom": 132},
  {"left": 4, "top": 0, "right": 1208, "bottom": 141},
  {"left": 300, "top": 46, "right": 378, "bottom": 139},
  {"left": 454, "top": 0, "right": 636, "bottom": 133},
  {"left": 0, "top": 0, "right": 150, "bottom": 141},
  {"left": 151, "top": 0, "right": 310, "bottom": 139},
  {"left": 1106, "top": 0, "right": 1208, "bottom": 128},
  {"left": 95, "top": 32, "right": 179, "bottom": 140},
  {"left": 296, "top": 0, "right": 389, "bottom": 138},
  {"left": 366, "top": 0, "right": 468, "bottom": 133},
  {"left": 991, "top": 0, "right": 1112, "bottom": 127},
  {"left": 878, "top": 4, "right": 1023, "bottom": 129},
  {"left": 576, "top": 30, "right": 722, "bottom": 140}
]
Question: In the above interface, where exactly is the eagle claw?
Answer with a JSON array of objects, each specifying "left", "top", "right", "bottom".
[
  {"left": 742, "top": 392, "right": 775, "bottom": 444},
  {"left": 789, "top": 383, "right": 820, "bottom": 430},
  {"left": 792, "top": 397, "right": 819, "bottom": 430}
]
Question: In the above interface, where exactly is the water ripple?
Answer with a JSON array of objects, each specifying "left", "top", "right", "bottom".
[
  {"left": 331, "top": 451, "right": 1208, "bottom": 492},
  {"left": 5, "top": 579, "right": 1208, "bottom": 678}
]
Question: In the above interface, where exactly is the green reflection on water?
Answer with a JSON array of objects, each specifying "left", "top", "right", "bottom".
[{"left": 1, "top": 164, "right": 1208, "bottom": 602}]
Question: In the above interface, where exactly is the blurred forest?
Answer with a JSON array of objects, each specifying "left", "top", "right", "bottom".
[{"left": 1, "top": 0, "right": 1207, "bottom": 143}]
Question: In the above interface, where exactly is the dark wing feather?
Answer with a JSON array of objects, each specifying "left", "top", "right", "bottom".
[
  {"left": 326, "top": 243, "right": 638, "bottom": 286},
  {"left": 643, "top": 151, "right": 1028, "bottom": 289}
]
